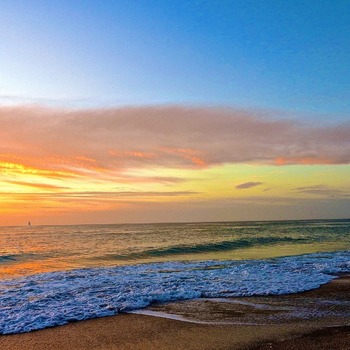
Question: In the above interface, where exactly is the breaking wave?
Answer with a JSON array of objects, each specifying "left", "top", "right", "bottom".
[{"left": 0, "top": 250, "right": 349, "bottom": 334}]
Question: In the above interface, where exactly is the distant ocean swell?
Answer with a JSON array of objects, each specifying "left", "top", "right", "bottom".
[
  {"left": 0, "top": 254, "right": 19, "bottom": 263},
  {"left": 0, "top": 254, "right": 35, "bottom": 264},
  {"left": 0, "top": 251, "right": 349, "bottom": 334},
  {"left": 99, "top": 236, "right": 306, "bottom": 260}
]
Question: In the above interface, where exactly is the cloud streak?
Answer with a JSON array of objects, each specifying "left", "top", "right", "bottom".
[
  {"left": 3, "top": 180, "right": 69, "bottom": 190},
  {"left": 2, "top": 190, "right": 200, "bottom": 202},
  {"left": 1, "top": 105, "right": 349, "bottom": 177},
  {"left": 292, "top": 185, "right": 350, "bottom": 198},
  {"left": 236, "top": 182, "right": 263, "bottom": 189}
]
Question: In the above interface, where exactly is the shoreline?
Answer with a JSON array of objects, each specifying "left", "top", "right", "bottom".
[{"left": 0, "top": 275, "right": 349, "bottom": 350}]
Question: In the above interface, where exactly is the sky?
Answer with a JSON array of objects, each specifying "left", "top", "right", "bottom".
[{"left": 0, "top": 1, "right": 349, "bottom": 225}]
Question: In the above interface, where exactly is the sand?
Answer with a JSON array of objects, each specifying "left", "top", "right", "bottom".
[{"left": 0, "top": 275, "right": 349, "bottom": 350}]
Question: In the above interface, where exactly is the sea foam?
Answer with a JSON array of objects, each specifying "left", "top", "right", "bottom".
[{"left": 0, "top": 251, "right": 349, "bottom": 334}]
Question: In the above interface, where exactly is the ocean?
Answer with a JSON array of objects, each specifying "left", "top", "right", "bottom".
[{"left": 0, "top": 219, "right": 349, "bottom": 334}]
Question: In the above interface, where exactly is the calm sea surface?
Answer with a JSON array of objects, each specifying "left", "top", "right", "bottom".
[{"left": 0, "top": 220, "right": 349, "bottom": 334}]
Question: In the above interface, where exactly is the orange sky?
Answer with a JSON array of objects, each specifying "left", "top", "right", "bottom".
[{"left": 1, "top": 105, "right": 349, "bottom": 225}]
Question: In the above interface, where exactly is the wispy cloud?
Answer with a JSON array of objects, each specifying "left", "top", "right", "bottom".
[
  {"left": 1, "top": 105, "right": 349, "bottom": 177},
  {"left": 4, "top": 180, "right": 69, "bottom": 190},
  {"left": 292, "top": 185, "right": 349, "bottom": 197},
  {"left": 235, "top": 182, "right": 264, "bottom": 189},
  {"left": 2, "top": 190, "right": 200, "bottom": 202}
]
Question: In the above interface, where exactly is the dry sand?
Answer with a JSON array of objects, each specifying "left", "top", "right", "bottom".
[{"left": 0, "top": 275, "right": 349, "bottom": 350}]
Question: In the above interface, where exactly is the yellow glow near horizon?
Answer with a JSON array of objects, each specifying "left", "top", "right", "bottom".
[
  {"left": 1, "top": 157, "right": 349, "bottom": 226},
  {"left": 1, "top": 101, "right": 350, "bottom": 226}
]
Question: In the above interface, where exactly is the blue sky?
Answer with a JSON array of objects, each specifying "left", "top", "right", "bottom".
[
  {"left": 1, "top": 0, "right": 350, "bottom": 119},
  {"left": 1, "top": 1, "right": 350, "bottom": 225}
]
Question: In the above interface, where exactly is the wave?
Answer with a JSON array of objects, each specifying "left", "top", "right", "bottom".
[
  {"left": 103, "top": 236, "right": 307, "bottom": 260},
  {"left": 0, "top": 253, "right": 38, "bottom": 264},
  {"left": 0, "top": 250, "right": 349, "bottom": 334},
  {"left": 0, "top": 254, "right": 21, "bottom": 263}
]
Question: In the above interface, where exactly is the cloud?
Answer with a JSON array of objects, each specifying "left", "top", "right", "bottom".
[
  {"left": 4, "top": 180, "right": 69, "bottom": 190},
  {"left": 292, "top": 185, "right": 349, "bottom": 198},
  {"left": 3, "top": 190, "right": 199, "bottom": 200},
  {"left": 235, "top": 181, "right": 263, "bottom": 189},
  {"left": 0, "top": 105, "right": 349, "bottom": 177}
]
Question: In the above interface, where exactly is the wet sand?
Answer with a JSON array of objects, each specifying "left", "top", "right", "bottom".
[
  {"left": 0, "top": 275, "right": 349, "bottom": 350},
  {"left": 250, "top": 326, "right": 350, "bottom": 350}
]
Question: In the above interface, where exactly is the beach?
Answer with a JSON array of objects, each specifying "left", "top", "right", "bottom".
[
  {"left": 2, "top": 1, "right": 350, "bottom": 348},
  {"left": 1, "top": 275, "right": 348, "bottom": 350}
]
